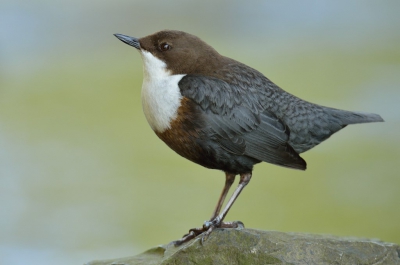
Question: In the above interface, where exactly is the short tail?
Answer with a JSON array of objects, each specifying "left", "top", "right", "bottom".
[{"left": 328, "top": 108, "right": 384, "bottom": 125}]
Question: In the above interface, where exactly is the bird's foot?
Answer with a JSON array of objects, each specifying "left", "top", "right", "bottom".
[{"left": 173, "top": 219, "right": 244, "bottom": 246}]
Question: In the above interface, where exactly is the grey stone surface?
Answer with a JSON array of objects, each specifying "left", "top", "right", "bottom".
[{"left": 86, "top": 229, "right": 400, "bottom": 265}]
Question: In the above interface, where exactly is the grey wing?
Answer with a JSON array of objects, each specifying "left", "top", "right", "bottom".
[{"left": 179, "top": 74, "right": 307, "bottom": 170}]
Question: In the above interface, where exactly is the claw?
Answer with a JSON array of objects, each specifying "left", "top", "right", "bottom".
[
  {"left": 200, "top": 225, "right": 215, "bottom": 245},
  {"left": 173, "top": 220, "right": 245, "bottom": 246},
  {"left": 220, "top": 220, "right": 245, "bottom": 229},
  {"left": 173, "top": 230, "right": 196, "bottom": 246}
]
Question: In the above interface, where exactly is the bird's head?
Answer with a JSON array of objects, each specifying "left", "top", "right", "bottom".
[{"left": 114, "top": 30, "right": 220, "bottom": 75}]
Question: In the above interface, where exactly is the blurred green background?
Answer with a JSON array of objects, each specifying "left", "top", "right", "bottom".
[{"left": 1, "top": 1, "right": 399, "bottom": 264}]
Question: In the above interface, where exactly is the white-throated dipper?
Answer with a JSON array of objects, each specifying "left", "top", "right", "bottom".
[{"left": 114, "top": 30, "right": 384, "bottom": 245}]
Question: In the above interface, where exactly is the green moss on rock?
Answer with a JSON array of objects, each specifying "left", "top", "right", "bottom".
[{"left": 86, "top": 229, "right": 400, "bottom": 265}]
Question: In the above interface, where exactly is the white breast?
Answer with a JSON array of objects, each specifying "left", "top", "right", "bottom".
[{"left": 140, "top": 50, "right": 185, "bottom": 133}]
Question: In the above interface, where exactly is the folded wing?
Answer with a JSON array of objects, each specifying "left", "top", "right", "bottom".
[{"left": 179, "top": 74, "right": 307, "bottom": 170}]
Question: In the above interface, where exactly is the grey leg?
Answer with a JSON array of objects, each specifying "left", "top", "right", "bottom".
[
  {"left": 173, "top": 172, "right": 252, "bottom": 246},
  {"left": 201, "top": 173, "right": 252, "bottom": 241},
  {"left": 209, "top": 173, "right": 236, "bottom": 220}
]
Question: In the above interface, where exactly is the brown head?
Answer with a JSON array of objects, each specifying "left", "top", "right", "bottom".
[{"left": 114, "top": 30, "right": 222, "bottom": 75}]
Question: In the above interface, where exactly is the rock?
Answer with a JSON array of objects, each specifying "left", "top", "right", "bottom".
[{"left": 86, "top": 228, "right": 400, "bottom": 265}]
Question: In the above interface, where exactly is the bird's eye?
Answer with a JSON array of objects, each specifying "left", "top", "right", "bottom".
[{"left": 159, "top": 43, "right": 171, "bottom": 51}]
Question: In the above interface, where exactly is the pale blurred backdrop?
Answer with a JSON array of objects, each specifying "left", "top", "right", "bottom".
[{"left": 1, "top": 1, "right": 399, "bottom": 264}]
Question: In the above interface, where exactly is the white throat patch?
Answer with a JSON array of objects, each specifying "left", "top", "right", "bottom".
[{"left": 140, "top": 50, "right": 185, "bottom": 133}]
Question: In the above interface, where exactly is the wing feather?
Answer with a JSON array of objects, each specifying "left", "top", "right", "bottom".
[{"left": 179, "top": 74, "right": 306, "bottom": 170}]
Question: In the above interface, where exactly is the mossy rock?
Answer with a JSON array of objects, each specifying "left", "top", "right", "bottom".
[{"left": 86, "top": 228, "right": 400, "bottom": 265}]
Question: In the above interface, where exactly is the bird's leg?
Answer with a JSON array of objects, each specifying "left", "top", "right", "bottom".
[
  {"left": 201, "top": 172, "right": 252, "bottom": 242},
  {"left": 173, "top": 173, "right": 252, "bottom": 246},
  {"left": 211, "top": 172, "right": 252, "bottom": 225},
  {"left": 174, "top": 173, "right": 236, "bottom": 244},
  {"left": 210, "top": 173, "right": 236, "bottom": 220}
]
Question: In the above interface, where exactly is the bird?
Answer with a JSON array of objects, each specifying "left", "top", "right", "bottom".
[{"left": 113, "top": 30, "right": 384, "bottom": 245}]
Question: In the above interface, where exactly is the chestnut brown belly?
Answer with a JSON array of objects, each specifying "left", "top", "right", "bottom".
[
  {"left": 155, "top": 97, "right": 258, "bottom": 173},
  {"left": 155, "top": 97, "right": 207, "bottom": 166}
]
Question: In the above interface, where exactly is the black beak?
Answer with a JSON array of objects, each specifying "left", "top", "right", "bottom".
[{"left": 114, "top": 34, "right": 140, "bottom": 49}]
